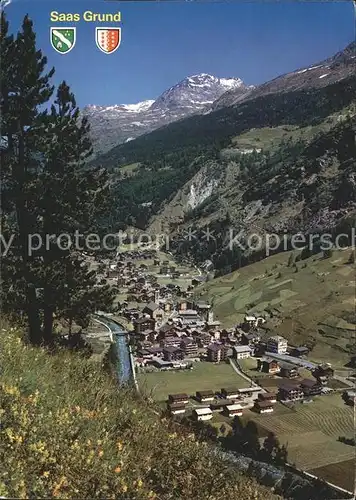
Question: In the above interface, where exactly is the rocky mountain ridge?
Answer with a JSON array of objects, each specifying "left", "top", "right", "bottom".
[{"left": 84, "top": 74, "right": 247, "bottom": 154}]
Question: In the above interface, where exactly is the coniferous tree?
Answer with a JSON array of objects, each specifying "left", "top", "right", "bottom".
[
  {"left": 1, "top": 13, "right": 114, "bottom": 343},
  {"left": 1, "top": 13, "right": 55, "bottom": 344}
]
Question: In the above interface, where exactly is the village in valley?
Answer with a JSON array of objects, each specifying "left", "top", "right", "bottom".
[{"left": 85, "top": 244, "right": 355, "bottom": 492}]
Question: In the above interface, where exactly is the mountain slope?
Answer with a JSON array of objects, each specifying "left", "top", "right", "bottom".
[
  {"left": 84, "top": 74, "right": 247, "bottom": 155},
  {"left": 0, "top": 327, "right": 279, "bottom": 499},
  {"left": 197, "top": 247, "right": 355, "bottom": 367},
  {"left": 212, "top": 41, "right": 356, "bottom": 110}
]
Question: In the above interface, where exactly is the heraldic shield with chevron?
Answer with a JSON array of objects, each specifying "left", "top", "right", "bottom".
[{"left": 96, "top": 27, "right": 121, "bottom": 54}]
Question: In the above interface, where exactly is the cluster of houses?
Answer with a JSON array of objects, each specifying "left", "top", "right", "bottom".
[
  {"left": 96, "top": 249, "right": 207, "bottom": 311},
  {"left": 167, "top": 387, "right": 280, "bottom": 420}
]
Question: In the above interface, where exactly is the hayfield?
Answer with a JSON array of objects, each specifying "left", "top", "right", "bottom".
[
  {"left": 310, "top": 459, "right": 355, "bottom": 493},
  {"left": 138, "top": 361, "right": 247, "bottom": 402},
  {"left": 198, "top": 248, "right": 355, "bottom": 366},
  {"left": 250, "top": 394, "right": 354, "bottom": 470}
]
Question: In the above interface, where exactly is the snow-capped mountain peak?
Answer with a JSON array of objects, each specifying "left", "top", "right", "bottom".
[{"left": 84, "top": 73, "right": 247, "bottom": 154}]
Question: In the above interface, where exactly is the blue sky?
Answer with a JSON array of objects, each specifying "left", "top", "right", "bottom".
[{"left": 4, "top": 0, "right": 355, "bottom": 108}]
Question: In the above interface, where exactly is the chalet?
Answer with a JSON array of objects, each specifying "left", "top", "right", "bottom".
[
  {"left": 152, "top": 358, "right": 173, "bottom": 370},
  {"left": 168, "top": 403, "right": 186, "bottom": 415},
  {"left": 223, "top": 404, "right": 244, "bottom": 418},
  {"left": 241, "top": 331, "right": 261, "bottom": 347},
  {"left": 195, "top": 302, "right": 211, "bottom": 321},
  {"left": 180, "top": 337, "right": 198, "bottom": 357},
  {"left": 196, "top": 333, "right": 212, "bottom": 348},
  {"left": 160, "top": 335, "right": 181, "bottom": 349},
  {"left": 258, "top": 392, "right": 277, "bottom": 404},
  {"left": 291, "top": 346, "right": 310, "bottom": 358},
  {"left": 300, "top": 379, "right": 322, "bottom": 396},
  {"left": 238, "top": 387, "right": 261, "bottom": 399},
  {"left": 206, "top": 320, "right": 221, "bottom": 331},
  {"left": 221, "top": 388, "right": 240, "bottom": 400},
  {"left": 172, "top": 271, "right": 181, "bottom": 279},
  {"left": 153, "top": 259, "right": 160, "bottom": 266},
  {"left": 278, "top": 383, "right": 304, "bottom": 402},
  {"left": 266, "top": 335, "right": 288, "bottom": 354},
  {"left": 168, "top": 393, "right": 189, "bottom": 404},
  {"left": 136, "top": 329, "right": 155, "bottom": 343},
  {"left": 163, "top": 347, "right": 185, "bottom": 362},
  {"left": 243, "top": 315, "right": 266, "bottom": 329},
  {"left": 233, "top": 345, "right": 252, "bottom": 360},
  {"left": 142, "top": 302, "right": 164, "bottom": 321},
  {"left": 193, "top": 407, "right": 213, "bottom": 421},
  {"left": 133, "top": 317, "right": 156, "bottom": 334},
  {"left": 207, "top": 343, "right": 228, "bottom": 363},
  {"left": 146, "top": 347, "right": 163, "bottom": 357},
  {"left": 313, "top": 364, "right": 334, "bottom": 384},
  {"left": 279, "top": 361, "right": 299, "bottom": 379},
  {"left": 160, "top": 266, "right": 169, "bottom": 275},
  {"left": 196, "top": 390, "right": 215, "bottom": 403},
  {"left": 258, "top": 357, "right": 280, "bottom": 374},
  {"left": 179, "top": 309, "right": 200, "bottom": 325},
  {"left": 254, "top": 400, "right": 274, "bottom": 414}
]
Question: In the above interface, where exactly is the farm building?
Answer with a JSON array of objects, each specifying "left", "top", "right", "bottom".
[
  {"left": 254, "top": 400, "right": 274, "bottom": 414},
  {"left": 238, "top": 387, "right": 261, "bottom": 398},
  {"left": 233, "top": 345, "right": 252, "bottom": 360},
  {"left": 168, "top": 403, "right": 186, "bottom": 415},
  {"left": 168, "top": 393, "right": 189, "bottom": 405},
  {"left": 221, "top": 388, "right": 240, "bottom": 399},
  {"left": 291, "top": 346, "right": 310, "bottom": 357},
  {"left": 223, "top": 404, "right": 244, "bottom": 418},
  {"left": 193, "top": 407, "right": 213, "bottom": 421},
  {"left": 196, "top": 390, "right": 215, "bottom": 403},
  {"left": 258, "top": 392, "right": 277, "bottom": 404}
]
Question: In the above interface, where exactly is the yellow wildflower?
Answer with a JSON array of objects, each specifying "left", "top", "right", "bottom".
[
  {"left": 116, "top": 441, "right": 123, "bottom": 451},
  {"left": 98, "top": 449, "right": 104, "bottom": 457},
  {"left": 137, "top": 479, "right": 143, "bottom": 488},
  {"left": 121, "top": 484, "right": 128, "bottom": 493},
  {"left": 42, "top": 471, "right": 50, "bottom": 478}
]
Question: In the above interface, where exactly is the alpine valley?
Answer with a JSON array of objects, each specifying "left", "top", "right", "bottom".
[{"left": 88, "top": 41, "right": 356, "bottom": 275}]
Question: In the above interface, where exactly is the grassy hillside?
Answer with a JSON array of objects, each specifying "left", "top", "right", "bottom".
[
  {"left": 0, "top": 324, "right": 278, "bottom": 499},
  {"left": 197, "top": 248, "right": 355, "bottom": 368}
]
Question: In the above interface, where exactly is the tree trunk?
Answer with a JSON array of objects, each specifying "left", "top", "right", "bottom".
[
  {"left": 15, "top": 120, "right": 42, "bottom": 344},
  {"left": 43, "top": 305, "right": 54, "bottom": 344}
]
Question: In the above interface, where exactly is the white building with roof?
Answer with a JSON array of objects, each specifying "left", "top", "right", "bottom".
[{"left": 193, "top": 407, "right": 213, "bottom": 421}]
